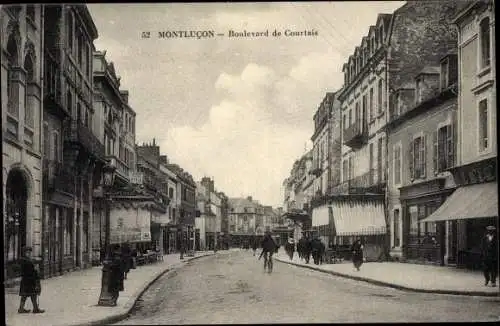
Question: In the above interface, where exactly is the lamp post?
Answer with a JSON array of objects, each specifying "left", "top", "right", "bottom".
[{"left": 98, "top": 161, "right": 116, "bottom": 306}]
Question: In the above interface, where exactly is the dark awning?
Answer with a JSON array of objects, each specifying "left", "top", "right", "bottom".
[{"left": 419, "top": 182, "right": 497, "bottom": 223}]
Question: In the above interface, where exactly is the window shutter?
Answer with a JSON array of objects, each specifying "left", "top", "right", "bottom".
[
  {"left": 433, "top": 130, "right": 438, "bottom": 174},
  {"left": 449, "top": 121, "right": 456, "bottom": 168},
  {"left": 409, "top": 139, "right": 414, "bottom": 180},
  {"left": 421, "top": 135, "right": 426, "bottom": 178}
]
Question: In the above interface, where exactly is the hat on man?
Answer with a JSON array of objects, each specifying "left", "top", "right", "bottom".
[
  {"left": 22, "top": 246, "right": 33, "bottom": 254},
  {"left": 486, "top": 225, "right": 496, "bottom": 231}
]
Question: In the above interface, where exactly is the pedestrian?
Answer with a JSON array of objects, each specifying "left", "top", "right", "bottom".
[
  {"left": 351, "top": 238, "right": 364, "bottom": 271},
  {"left": 311, "top": 236, "right": 324, "bottom": 265},
  {"left": 298, "top": 237, "right": 306, "bottom": 260},
  {"left": 304, "top": 236, "right": 312, "bottom": 264},
  {"left": 121, "top": 242, "right": 132, "bottom": 279},
  {"left": 285, "top": 237, "right": 295, "bottom": 261},
  {"left": 18, "top": 246, "right": 44, "bottom": 314},
  {"left": 252, "top": 237, "right": 258, "bottom": 256},
  {"left": 481, "top": 225, "right": 498, "bottom": 287},
  {"left": 108, "top": 245, "right": 124, "bottom": 306}
]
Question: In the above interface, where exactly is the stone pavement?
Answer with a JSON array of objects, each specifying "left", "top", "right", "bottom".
[
  {"left": 275, "top": 252, "right": 500, "bottom": 297},
  {"left": 5, "top": 251, "right": 221, "bottom": 326}
]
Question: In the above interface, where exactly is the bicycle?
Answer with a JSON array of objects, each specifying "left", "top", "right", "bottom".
[{"left": 263, "top": 251, "right": 273, "bottom": 273}]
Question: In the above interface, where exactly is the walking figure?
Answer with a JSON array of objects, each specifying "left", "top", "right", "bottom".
[
  {"left": 285, "top": 237, "right": 295, "bottom": 261},
  {"left": 481, "top": 225, "right": 498, "bottom": 287},
  {"left": 351, "top": 238, "right": 364, "bottom": 271},
  {"left": 259, "top": 232, "right": 278, "bottom": 273},
  {"left": 18, "top": 246, "right": 44, "bottom": 314}
]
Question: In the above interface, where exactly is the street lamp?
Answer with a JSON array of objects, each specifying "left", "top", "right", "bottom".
[{"left": 98, "top": 161, "right": 116, "bottom": 306}]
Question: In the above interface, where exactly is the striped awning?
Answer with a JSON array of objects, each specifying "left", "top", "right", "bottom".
[
  {"left": 331, "top": 199, "right": 386, "bottom": 236},
  {"left": 419, "top": 182, "right": 498, "bottom": 223}
]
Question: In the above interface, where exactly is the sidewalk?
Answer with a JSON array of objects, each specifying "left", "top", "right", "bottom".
[
  {"left": 5, "top": 251, "right": 220, "bottom": 326},
  {"left": 275, "top": 252, "right": 500, "bottom": 297}
]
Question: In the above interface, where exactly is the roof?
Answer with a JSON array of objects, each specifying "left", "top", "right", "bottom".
[{"left": 228, "top": 197, "right": 260, "bottom": 210}]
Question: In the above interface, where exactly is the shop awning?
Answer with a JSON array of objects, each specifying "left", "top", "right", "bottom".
[
  {"left": 312, "top": 205, "right": 331, "bottom": 227},
  {"left": 419, "top": 182, "right": 498, "bottom": 223},
  {"left": 331, "top": 199, "right": 386, "bottom": 236}
]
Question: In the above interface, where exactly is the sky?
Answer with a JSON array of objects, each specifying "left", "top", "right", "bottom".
[{"left": 87, "top": 1, "right": 405, "bottom": 208}]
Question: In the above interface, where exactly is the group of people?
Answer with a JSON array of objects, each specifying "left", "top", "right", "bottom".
[{"left": 292, "top": 235, "right": 326, "bottom": 265}]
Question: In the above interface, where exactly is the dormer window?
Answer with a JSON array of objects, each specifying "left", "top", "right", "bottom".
[
  {"left": 395, "top": 93, "right": 402, "bottom": 116},
  {"left": 440, "top": 58, "right": 449, "bottom": 91},
  {"left": 479, "top": 17, "right": 491, "bottom": 69}
]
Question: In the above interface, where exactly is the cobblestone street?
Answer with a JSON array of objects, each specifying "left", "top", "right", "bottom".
[{"left": 116, "top": 250, "right": 500, "bottom": 324}]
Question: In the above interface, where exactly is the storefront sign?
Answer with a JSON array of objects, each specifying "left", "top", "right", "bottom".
[
  {"left": 452, "top": 157, "right": 496, "bottom": 186},
  {"left": 129, "top": 172, "right": 144, "bottom": 185}
]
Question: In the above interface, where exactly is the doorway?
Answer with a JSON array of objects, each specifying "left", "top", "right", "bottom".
[{"left": 5, "top": 169, "right": 29, "bottom": 279}]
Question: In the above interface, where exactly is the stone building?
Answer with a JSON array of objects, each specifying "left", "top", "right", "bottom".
[
  {"left": 40, "top": 4, "right": 101, "bottom": 277},
  {"left": 195, "top": 177, "right": 223, "bottom": 250},
  {"left": 386, "top": 54, "right": 459, "bottom": 264},
  {"left": 159, "top": 156, "right": 178, "bottom": 254},
  {"left": 2, "top": 4, "right": 44, "bottom": 281},
  {"left": 336, "top": 1, "right": 464, "bottom": 261},
  {"left": 228, "top": 196, "right": 262, "bottom": 247},
  {"left": 310, "top": 91, "right": 342, "bottom": 247},
  {"left": 421, "top": 0, "right": 497, "bottom": 270}
]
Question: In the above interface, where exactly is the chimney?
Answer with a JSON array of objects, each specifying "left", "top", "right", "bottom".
[
  {"left": 120, "top": 90, "right": 129, "bottom": 104},
  {"left": 159, "top": 155, "right": 168, "bottom": 165},
  {"left": 247, "top": 196, "right": 252, "bottom": 202}
]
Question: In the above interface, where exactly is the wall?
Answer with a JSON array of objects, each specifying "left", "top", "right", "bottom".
[
  {"left": 2, "top": 5, "right": 44, "bottom": 258},
  {"left": 457, "top": 5, "right": 496, "bottom": 166}
]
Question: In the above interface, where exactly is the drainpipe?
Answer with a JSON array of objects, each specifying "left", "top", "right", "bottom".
[{"left": 384, "top": 48, "right": 391, "bottom": 261}]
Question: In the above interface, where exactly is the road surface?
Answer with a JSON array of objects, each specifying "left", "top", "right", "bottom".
[{"left": 116, "top": 250, "right": 500, "bottom": 324}]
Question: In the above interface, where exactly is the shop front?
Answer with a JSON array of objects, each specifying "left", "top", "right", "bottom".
[
  {"left": 419, "top": 158, "right": 498, "bottom": 270},
  {"left": 325, "top": 196, "right": 387, "bottom": 262},
  {"left": 399, "top": 177, "right": 455, "bottom": 266}
]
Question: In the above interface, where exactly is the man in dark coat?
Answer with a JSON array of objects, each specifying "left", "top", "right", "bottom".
[
  {"left": 303, "top": 236, "right": 312, "bottom": 264},
  {"left": 297, "top": 237, "right": 306, "bottom": 260},
  {"left": 351, "top": 238, "right": 364, "bottom": 271},
  {"left": 252, "top": 236, "right": 258, "bottom": 256},
  {"left": 311, "top": 237, "right": 325, "bottom": 265},
  {"left": 285, "top": 238, "right": 295, "bottom": 261},
  {"left": 109, "top": 245, "right": 125, "bottom": 305},
  {"left": 18, "top": 246, "right": 44, "bottom": 313},
  {"left": 481, "top": 225, "right": 498, "bottom": 287}
]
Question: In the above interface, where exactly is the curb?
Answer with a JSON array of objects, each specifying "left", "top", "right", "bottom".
[
  {"left": 70, "top": 253, "right": 217, "bottom": 326},
  {"left": 275, "top": 257, "right": 500, "bottom": 298}
]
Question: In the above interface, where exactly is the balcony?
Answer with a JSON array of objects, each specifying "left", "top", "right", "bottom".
[
  {"left": 64, "top": 120, "right": 105, "bottom": 159},
  {"left": 309, "top": 166, "right": 323, "bottom": 177},
  {"left": 53, "top": 165, "right": 75, "bottom": 194},
  {"left": 329, "top": 169, "right": 385, "bottom": 196},
  {"left": 343, "top": 120, "right": 368, "bottom": 149},
  {"left": 107, "top": 155, "right": 130, "bottom": 184}
]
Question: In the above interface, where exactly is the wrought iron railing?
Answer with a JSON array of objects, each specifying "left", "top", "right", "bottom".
[
  {"left": 343, "top": 120, "right": 368, "bottom": 146},
  {"left": 64, "top": 120, "right": 105, "bottom": 159}
]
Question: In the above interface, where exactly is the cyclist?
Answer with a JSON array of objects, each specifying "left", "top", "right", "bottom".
[{"left": 259, "top": 231, "right": 278, "bottom": 273}]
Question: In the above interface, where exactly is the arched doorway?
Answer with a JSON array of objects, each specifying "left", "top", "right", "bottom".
[{"left": 5, "top": 169, "right": 29, "bottom": 279}]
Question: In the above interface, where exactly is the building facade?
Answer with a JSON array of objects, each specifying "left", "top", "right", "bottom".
[
  {"left": 386, "top": 54, "right": 459, "bottom": 265},
  {"left": 228, "top": 196, "right": 262, "bottom": 247},
  {"left": 41, "top": 4, "right": 101, "bottom": 277},
  {"left": 2, "top": 4, "right": 44, "bottom": 280},
  {"left": 336, "top": 1, "right": 463, "bottom": 261},
  {"left": 159, "top": 156, "right": 178, "bottom": 254},
  {"left": 421, "top": 0, "right": 497, "bottom": 270},
  {"left": 195, "top": 177, "right": 222, "bottom": 250}
]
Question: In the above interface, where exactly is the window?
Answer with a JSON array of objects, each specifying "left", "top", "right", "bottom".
[
  {"left": 377, "top": 79, "right": 383, "bottom": 115},
  {"left": 342, "top": 114, "right": 346, "bottom": 130},
  {"left": 395, "top": 93, "right": 401, "bottom": 116},
  {"left": 440, "top": 59, "right": 449, "bottom": 91},
  {"left": 478, "top": 99, "right": 489, "bottom": 150},
  {"left": 26, "top": 5, "right": 35, "bottom": 23},
  {"left": 408, "top": 205, "right": 419, "bottom": 241},
  {"left": 434, "top": 124, "right": 455, "bottom": 173},
  {"left": 362, "top": 96, "right": 366, "bottom": 126},
  {"left": 348, "top": 109, "right": 352, "bottom": 126},
  {"left": 369, "top": 88, "right": 374, "bottom": 121},
  {"left": 409, "top": 135, "right": 426, "bottom": 180},
  {"left": 169, "top": 187, "right": 174, "bottom": 198},
  {"left": 355, "top": 102, "right": 360, "bottom": 127},
  {"left": 7, "top": 36, "right": 19, "bottom": 137},
  {"left": 52, "top": 132, "right": 60, "bottom": 162},
  {"left": 369, "top": 143, "right": 374, "bottom": 183},
  {"left": 393, "top": 209, "right": 400, "bottom": 247},
  {"left": 480, "top": 17, "right": 491, "bottom": 69},
  {"left": 24, "top": 55, "right": 35, "bottom": 129},
  {"left": 394, "top": 145, "right": 401, "bottom": 185}
]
